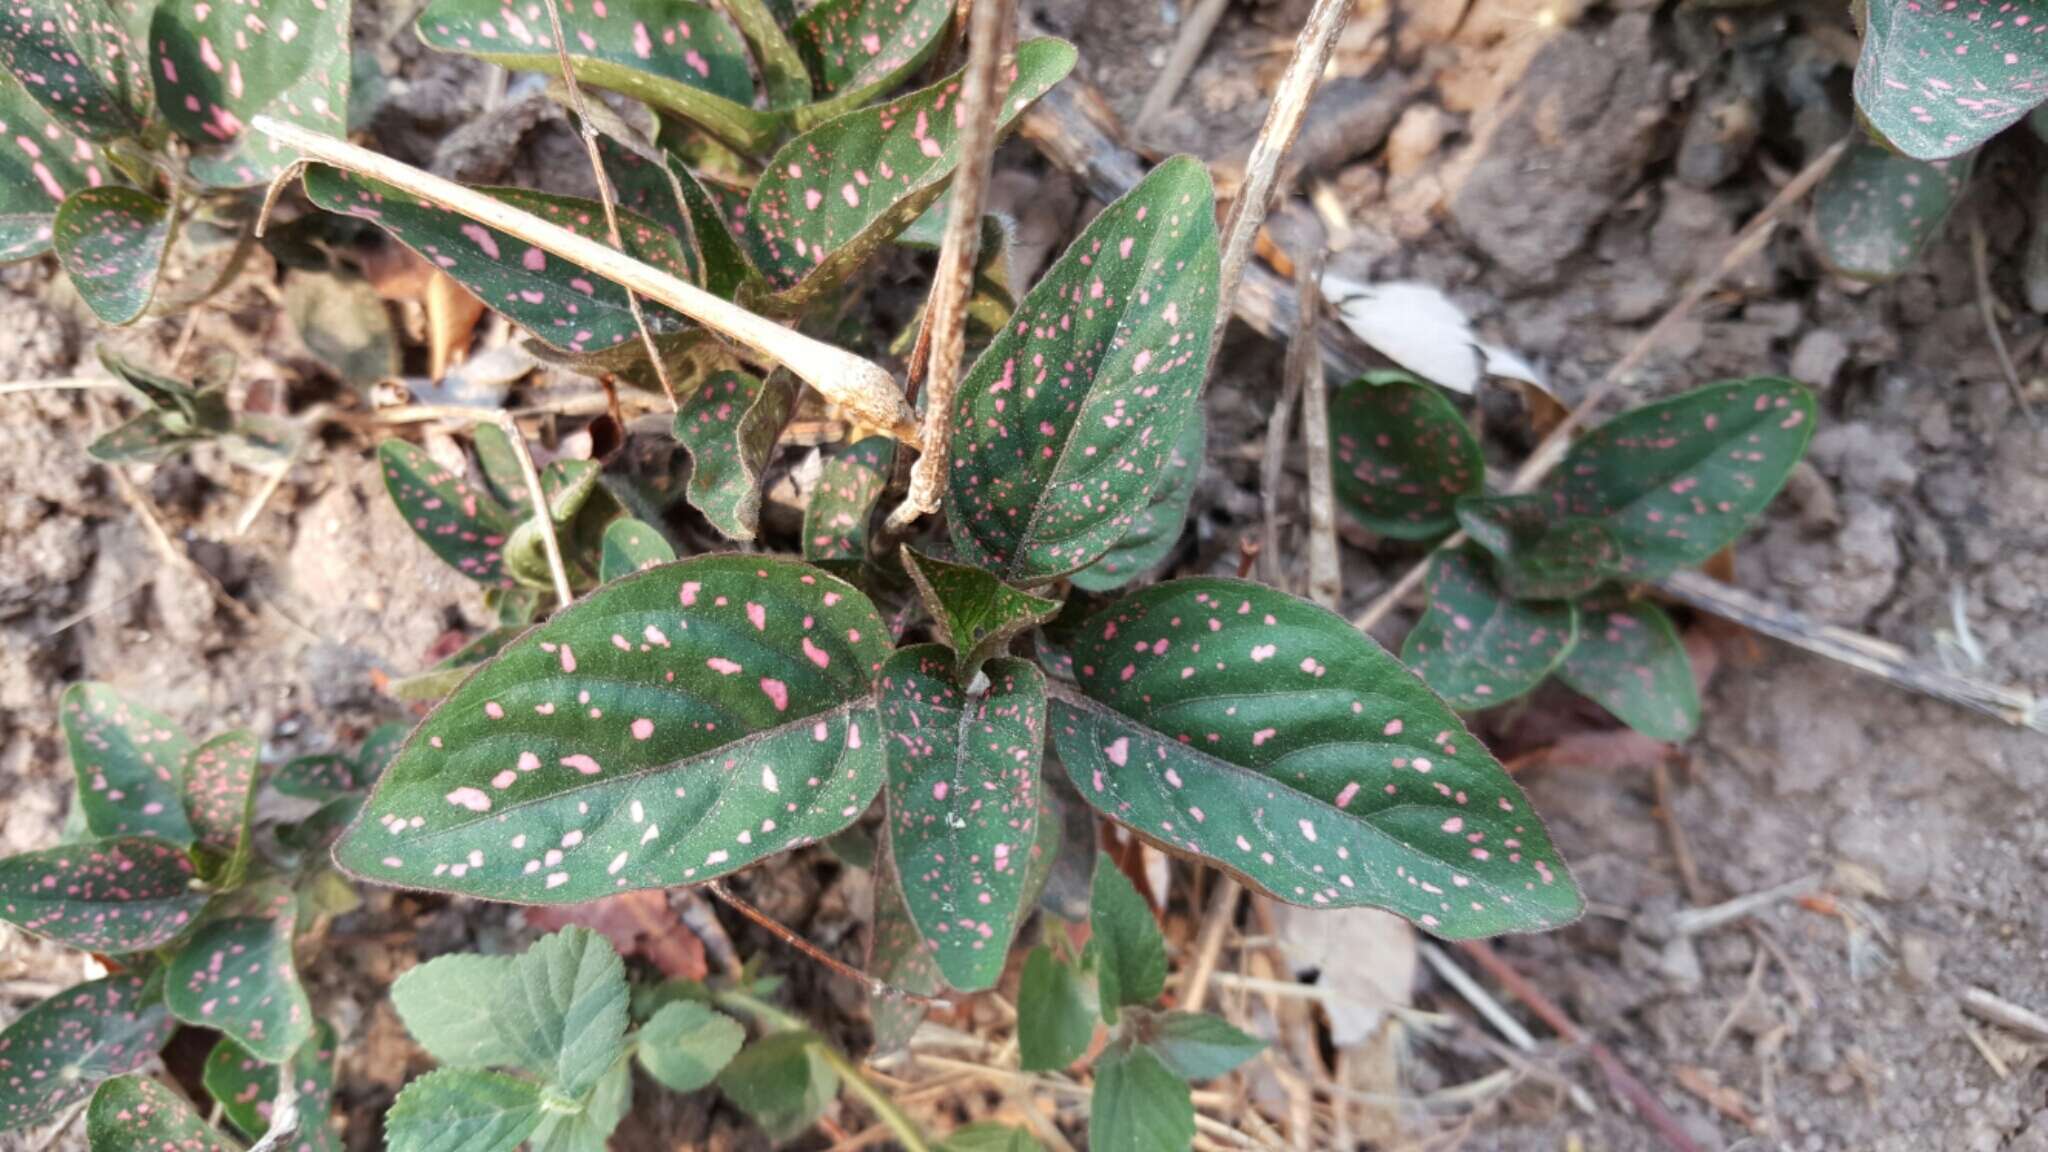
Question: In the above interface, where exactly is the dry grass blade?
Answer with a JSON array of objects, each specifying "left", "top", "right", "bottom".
[
  {"left": 1293, "top": 250, "right": 1339, "bottom": 610},
  {"left": 492, "top": 411, "right": 574, "bottom": 609}
]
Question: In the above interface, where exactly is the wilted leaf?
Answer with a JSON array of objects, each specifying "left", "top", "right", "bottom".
[
  {"left": 790, "top": 0, "right": 952, "bottom": 122},
  {"left": 384, "top": 1068, "right": 544, "bottom": 1152},
  {"left": 165, "top": 914, "right": 314, "bottom": 1063},
  {"left": 0, "top": 837, "right": 205, "bottom": 952},
  {"left": 1088, "top": 852, "right": 1164, "bottom": 1022},
  {"left": 599, "top": 518, "right": 677, "bottom": 583},
  {"left": 900, "top": 549, "right": 1060, "bottom": 681},
  {"left": 1015, "top": 945, "right": 1094, "bottom": 1072},
  {"left": 335, "top": 556, "right": 891, "bottom": 902},
  {"left": 1089, "top": 1045, "right": 1193, "bottom": 1152},
  {"left": 1401, "top": 547, "right": 1578, "bottom": 711},
  {"left": 151, "top": 0, "right": 352, "bottom": 186},
  {"left": 53, "top": 186, "right": 171, "bottom": 324},
  {"left": 1854, "top": 0, "right": 2048, "bottom": 160},
  {"left": 0, "top": 975, "right": 174, "bottom": 1131},
  {"left": 0, "top": 0, "right": 149, "bottom": 140},
  {"left": 88, "top": 409, "right": 219, "bottom": 463},
  {"left": 671, "top": 368, "right": 797, "bottom": 541},
  {"left": 0, "top": 71, "right": 110, "bottom": 261},
  {"left": 1813, "top": 135, "right": 1971, "bottom": 282},
  {"left": 877, "top": 646, "right": 1045, "bottom": 991},
  {"left": 1069, "top": 410, "right": 1202, "bottom": 593},
  {"left": 203, "top": 1020, "right": 339, "bottom": 1152},
  {"left": 1050, "top": 579, "right": 1582, "bottom": 938},
  {"left": 86, "top": 1075, "right": 237, "bottom": 1152},
  {"left": 1555, "top": 594, "right": 1698, "bottom": 743},
  {"left": 946, "top": 154, "right": 1216, "bottom": 585},
  {"left": 1328, "top": 371, "right": 1482, "bottom": 540},
  {"left": 635, "top": 1001, "right": 743, "bottom": 1092},
  {"left": 740, "top": 37, "right": 1075, "bottom": 303},
  {"left": 803, "top": 436, "right": 894, "bottom": 563}
]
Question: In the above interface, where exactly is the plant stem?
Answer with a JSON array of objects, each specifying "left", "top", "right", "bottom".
[
  {"left": 492, "top": 411, "right": 575, "bottom": 609},
  {"left": 705, "top": 880, "right": 952, "bottom": 1008},
  {"left": 815, "top": 1044, "right": 937, "bottom": 1152},
  {"left": 248, "top": 117, "right": 921, "bottom": 443}
]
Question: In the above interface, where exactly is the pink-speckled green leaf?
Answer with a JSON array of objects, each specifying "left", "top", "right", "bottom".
[
  {"left": 718, "top": 0, "right": 807, "bottom": 108},
  {"left": 166, "top": 914, "right": 314, "bottom": 1064},
  {"left": 52, "top": 186, "right": 170, "bottom": 325},
  {"left": 599, "top": 518, "right": 677, "bottom": 583},
  {"left": 1854, "top": 0, "right": 2048, "bottom": 160},
  {"left": 202, "top": 1021, "right": 338, "bottom": 1152},
  {"left": 183, "top": 730, "right": 259, "bottom": 886},
  {"left": 0, "top": 71, "right": 110, "bottom": 261},
  {"left": 877, "top": 645, "right": 1045, "bottom": 991},
  {"left": 274, "top": 722, "right": 407, "bottom": 802},
  {"left": 392, "top": 628, "right": 526, "bottom": 703},
  {"left": 333, "top": 555, "right": 891, "bottom": 902},
  {"left": 1454, "top": 495, "right": 1618, "bottom": 603},
  {"left": 598, "top": 138, "right": 756, "bottom": 300},
  {"left": 150, "top": 0, "right": 351, "bottom": 187},
  {"left": 0, "top": 975, "right": 174, "bottom": 1130},
  {"left": 1555, "top": 593, "right": 1698, "bottom": 743},
  {"left": 1069, "top": 409, "right": 1202, "bottom": 593},
  {"left": 1329, "top": 371, "right": 1482, "bottom": 540},
  {"left": 303, "top": 168, "right": 696, "bottom": 359},
  {"left": 900, "top": 548, "right": 1060, "bottom": 681},
  {"left": 1049, "top": 579, "right": 1582, "bottom": 938},
  {"left": 740, "top": 37, "right": 1074, "bottom": 303},
  {"left": 414, "top": 0, "right": 774, "bottom": 154},
  {"left": 804, "top": 437, "right": 894, "bottom": 562},
  {"left": 0, "top": 837, "right": 206, "bottom": 953},
  {"left": 1536, "top": 378, "right": 1815, "bottom": 580},
  {"left": 380, "top": 439, "right": 522, "bottom": 589},
  {"left": 866, "top": 840, "right": 944, "bottom": 1054},
  {"left": 62, "top": 683, "right": 196, "bottom": 844},
  {"left": 0, "top": 0, "right": 149, "bottom": 140},
  {"left": 86, "top": 1075, "right": 237, "bottom": 1152},
  {"left": 945, "top": 154, "right": 1218, "bottom": 585},
  {"left": 1813, "top": 135, "right": 1971, "bottom": 281},
  {"left": 1401, "top": 548, "right": 1577, "bottom": 711},
  {"left": 671, "top": 368, "right": 797, "bottom": 541},
  {"left": 789, "top": 0, "right": 952, "bottom": 122}
]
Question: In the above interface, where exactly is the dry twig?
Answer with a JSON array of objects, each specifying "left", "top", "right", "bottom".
[
  {"left": 705, "top": 881, "right": 952, "bottom": 1009},
  {"left": 1969, "top": 215, "right": 2036, "bottom": 425},
  {"left": 1294, "top": 252, "right": 1340, "bottom": 610},
  {"left": 492, "top": 411, "right": 575, "bottom": 609},
  {"left": 1961, "top": 986, "right": 2048, "bottom": 1043},
  {"left": 1134, "top": 0, "right": 1232, "bottom": 133}
]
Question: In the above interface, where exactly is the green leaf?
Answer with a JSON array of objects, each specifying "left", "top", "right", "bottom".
[
  {"left": 1401, "top": 547, "right": 1578, "bottom": 711},
  {"left": 384, "top": 1068, "right": 544, "bottom": 1152},
  {"left": 1049, "top": 579, "right": 1583, "bottom": 938},
  {"left": 0, "top": 975, "right": 174, "bottom": 1131},
  {"left": 1089, "top": 1045, "right": 1193, "bottom": 1152},
  {"left": 789, "top": 0, "right": 952, "bottom": 122},
  {"left": 150, "top": 0, "right": 352, "bottom": 187},
  {"left": 671, "top": 368, "right": 797, "bottom": 541},
  {"left": 900, "top": 549, "right": 1061, "bottom": 680},
  {"left": 378, "top": 439, "right": 523, "bottom": 589},
  {"left": 0, "top": 71, "right": 109, "bottom": 261},
  {"left": 86, "top": 1075, "right": 237, "bottom": 1152},
  {"left": 1070, "top": 410, "right": 1202, "bottom": 593},
  {"left": 62, "top": 683, "right": 197, "bottom": 844},
  {"left": 1854, "top": 0, "right": 2048, "bottom": 160},
  {"left": 1454, "top": 495, "right": 1619, "bottom": 602},
  {"left": 598, "top": 139, "right": 755, "bottom": 299},
  {"left": 391, "top": 954, "right": 520, "bottom": 1068},
  {"left": 335, "top": 555, "right": 891, "bottom": 901},
  {"left": 1535, "top": 378, "right": 1816, "bottom": 580},
  {"left": 274, "top": 720, "right": 402, "bottom": 801},
  {"left": 1015, "top": 945, "right": 1094, "bottom": 1072},
  {"left": 1328, "top": 371, "right": 1483, "bottom": 540},
  {"left": 53, "top": 186, "right": 170, "bottom": 325},
  {"left": 183, "top": 730, "right": 260, "bottom": 879},
  {"left": 940, "top": 1124, "right": 1045, "bottom": 1152},
  {"left": 804, "top": 437, "right": 894, "bottom": 563},
  {"left": 203, "top": 1021, "right": 339, "bottom": 1152},
  {"left": 945, "top": 154, "right": 1217, "bottom": 584},
  {"left": 719, "top": 0, "right": 808, "bottom": 108},
  {"left": 1136, "top": 1011, "right": 1264, "bottom": 1082},
  {"left": 715, "top": 1030, "right": 837, "bottom": 1142},
  {"left": 488, "top": 927, "right": 630, "bottom": 1097},
  {"left": 1555, "top": 594, "right": 1699, "bottom": 743},
  {"left": 88, "top": 410, "right": 219, "bottom": 463},
  {"left": 877, "top": 647, "right": 1046, "bottom": 991},
  {"left": 166, "top": 915, "right": 314, "bottom": 1063},
  {"left": 390, "top": 628, "right": 526, "bottom": 702},
  {"left": 413, "top": 0, "right": 774, "bottom": 153},
  {"left": 634, "top": 1001, "right": 743, "bottom": 1092},
  {"left": 0, "top": 0, "right": 149, "bottom": 140},
  {"left": 741, "top": 37, "right": 1075, "bottom": 303},
  {"left": 303, "top": 168, "right": 696, "bottom": 359},
  {"left": 865, "top": 841, "right": 943, "bottom": 1054},
  {"left": 599, "top": 517, "right": 677, "bottom": 583},
  {"left": 356, "top": 722, "right": 409, "bottom": 783},
  {"left": 1813, "top": 135, "right": 1971, "bottom": 282},
  {"left": 529, "top": 1055, "right": 630, "bottom": 1152},
  {"left": 98, "top": 348, "right": 232, "bottom": 430},
  {"left": 0, "top": 836, "right": 205, "bottom": 953},
  {"left": 1088, "top": 853, "right": 1164, "bottom": 1022}
]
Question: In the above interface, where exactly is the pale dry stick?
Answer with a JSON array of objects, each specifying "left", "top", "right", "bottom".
[
  {"left": 1415, "top": 942, "right": 1538, "bottom": 1054},
  {"left": 250, "top": 118, "right": 921, "bottom": 442},
  {"left": 1203, "top": 0, "right": 1352, "bottom": 377},
  {"left": 101, "top": 438, "right": 261, "bottom": 630},
  {"left": 886, "top": 0, "right": 1016, "bottom": 530},
  {"left": 1649, "top": 758, "right": 1710, "bottom": 905},
  {"left": 1351, "top": 137, "right": 1851, "bottom": 634},
  {"left": 1655, "top": 569, "right": 2045, "bottom": 732},
  {"left": 1968, "top": 215, "right": 2036, "bottom": 425},
  {"left": 1960, "top": 987, "right": 2048, "bottom": 1043},
  {"left": 0, "top": 376, "right": 122, "bottom": 395},
  {"left": 704, "top": 880, "right": 954, "bottom": 1008},
  {"left": 1666, "top": 870, "right": 1822, "bottom": 937},
  {"left": 1192, "top": 971, "right": 1455, "bottom": 1030},
  {"left": 534, "top": 0, "right": 682, "bottom": 410},
  {"left": 1294, "top": 252, "right": 1341, "bottom": 610},
  {"left": 1258, "top": 343, "right": 1304, "bottom": 589},
  {"left": 1134, "top": 0, "right": 1233, "bottom": 133},
  {"left": 490, "top": 411, "right": 575, "bottom": 609},
  {"left": 1963, "top": 1024, "right": 2014, "bottom": 1081},
  {"left": 1180, "top": 877, "right": 1243, "bottom": 1014}
]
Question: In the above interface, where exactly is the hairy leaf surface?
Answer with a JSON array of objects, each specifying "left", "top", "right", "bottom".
[
  {"left": 488, "top": 928, "right": 630, "bottom": 1097},
  {"left": 946, "top": 155, "right": 1217, "bottom": 584},
  {"left": 1402, "top": 548, "right": 1577, "bottom": 711},
  {"left": 391, "top": 953, "right": 519, "bottom": 1068},
  {"left": 634, "top": 1000, "right": 743, "bottom": 1092},
  {"left": 53, "top": 186, "right": 169, "bottom": 324},
  {"left": 716, "top": 1031, "right": 837, "bottom": 1142},
  {"left": 166, "top": 914, "right": 314, "bottom": 1063},
  {"left": 1089, "top": 1045, "right": 1193, "bottom": 1152},
  {"left": 335, "top": 555, "right": 891, "bottom": 902},
  {"left": 1015, "top": 945, "right": 1093, "bottom": 1071},
  {"left": 63, "top": 683, "right": 196, "bottom": 843},
  {"left": 0, "top": 975, "right": 173, "bottom": 1131},
  {"left": 900, "top": 549, "right": 1060, "bottom": 680},
  {"left": 0, "top": 837, "right": 204, "bottom": 952},
  {"left": 1329, "top": 371, "right": 1482, "bottom": 540},
  {"left": 384, "top": 1068, "right": 544, "bottom": 1152},
  {"left": 1814, "top": 136, "right": 1971, "bottom": 281},
  {"left": 1050, "top": 579, "right": 1582, "bottom": 938},
  {"left": 1855, "top": 0, "right": 2048, "bottom": 159},
  {"left": 1088, "top": 853, "right": 1163, "bottom": 1021},
  {"left": 1556, "top": 594, "right": 1698, "bottom": 743}
]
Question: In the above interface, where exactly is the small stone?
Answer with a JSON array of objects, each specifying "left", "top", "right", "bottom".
[
  {"left": 1790, "top": 329, "right": 1852, "bottom": 390},
  {"left": 1656, "top": 935, "right": 1703, "bottom": 990},
  {"left": 1898, "top": 931, "right": 1942, "bottom": 986},
  {"left": 1917, "top": 403, "right": 1954, "bottom": 451},
  {"left": 1384, "top": 105, "right": 1450, "bottom": 181}
]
